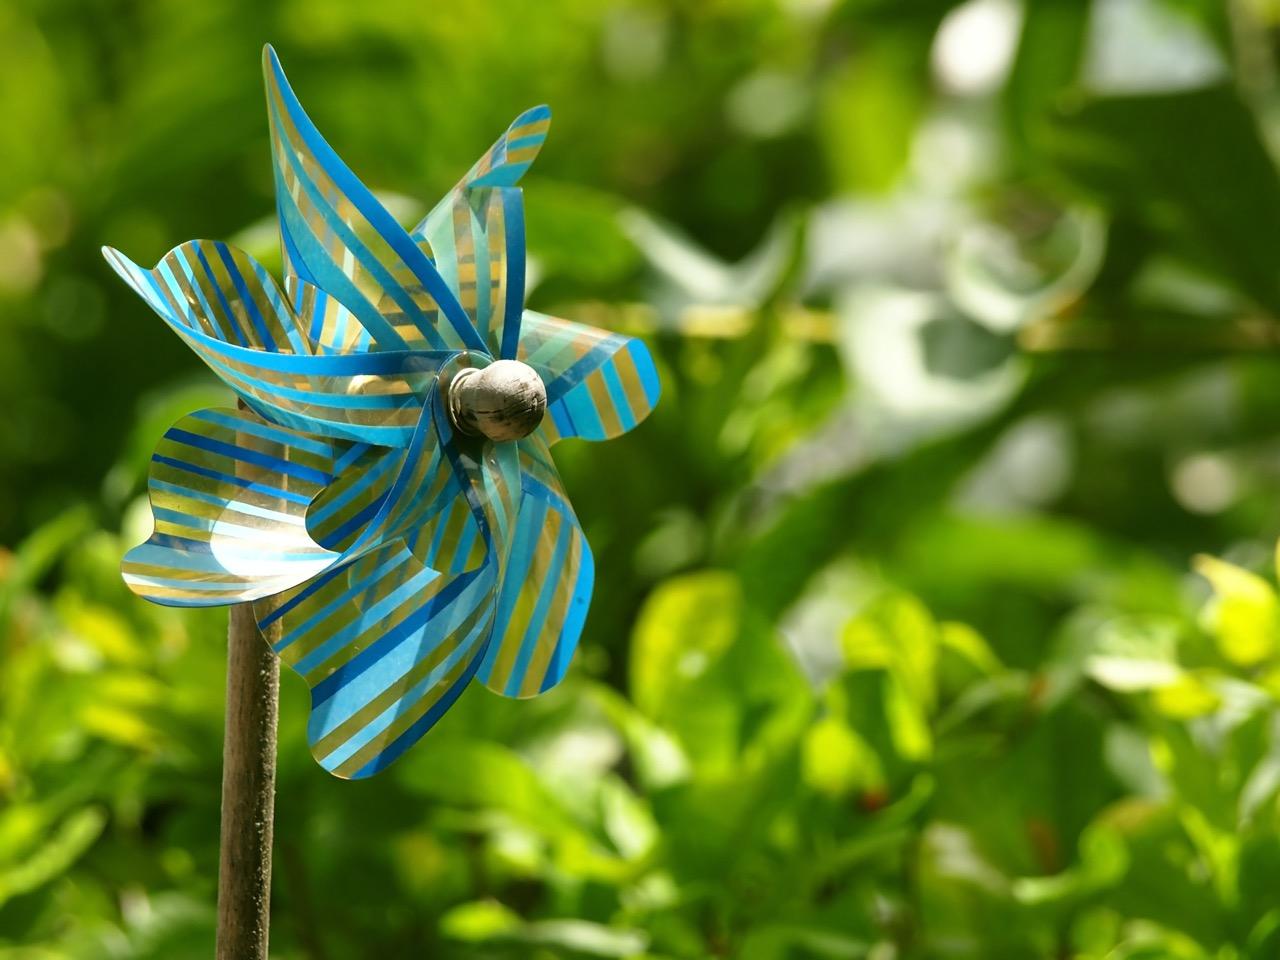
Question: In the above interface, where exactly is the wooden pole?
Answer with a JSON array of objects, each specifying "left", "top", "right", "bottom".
[
  {"left": 216, "top": 407, "right": 282, "bottom": 959},
  {"left": 216, "top": 601, "right": 280, "bottom": 958}
]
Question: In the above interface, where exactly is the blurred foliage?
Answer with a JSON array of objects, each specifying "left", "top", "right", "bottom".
[{"left": 6, "top": 0, "right": 1280, "bottom": 957}]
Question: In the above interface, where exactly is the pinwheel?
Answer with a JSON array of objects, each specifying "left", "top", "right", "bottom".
[{"left": 103, "top": 47, "right": 660, "bottom": 781}]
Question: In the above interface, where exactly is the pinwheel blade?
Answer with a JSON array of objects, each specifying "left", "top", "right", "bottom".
[
  {"left": 255, "top": 389, "right": 524, "bottom": 777},
  {"left": 103, "top": 239, "right": 313, "bottom": 355},
  {"left": 478, "top": 433, "right": 593, "bottom": 698},
  {"left": 286, "top": 275, "right": 376, "bottom": 356},
  {"left": 257, "top": 540, "right": 497, "bottom": 779},
  {"left": 517, "top": 311, "right": 661, "bottom": 443},
  {"left": 103, "top": 242, "right": 448, "bottom": 446},
  {"left": 411, "top": 106, "right": 550, "bottom": 359},
  {"left": 263, "top": 45, "right": 484, "bottom": 354},
  {"left": 415, "top": 186, "right": 527, "bottom": 361},
  {"left": 123, "top": 407, "right": 343, "bottom": 606}
]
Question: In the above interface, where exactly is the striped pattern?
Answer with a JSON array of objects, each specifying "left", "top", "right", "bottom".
[
  {"left": 411, "top": 106, "right": 549, "bottom": 359},
  {"left": 257, "top": 541, "right": 497, "bottom": 779},
  {"left": 414, "top": 104, "right": 551, "bottom": 200},
  {"left": 518, "top": 311, "right": 662, "bottom": 444},
  {"left": 104, "top": 239, "right": 312, "bottom": 355},
  {"left": 109, "top": 47, "right": 662, "bottom": 776},
  {"left": 123, "top": 407, "right": 343, "bottom": 606},
  {"left": 253, "top": 392, "right": 522, "bottom": 778},
  {"left": 102, "top": 241, "right": 447, "bottom": 446},
  {"left": 286, "top": 275, "right": 372, "bottom": 355},
  {"left": 264, "top": 45, "right": 484, "bottom": 355},
  {"left": 478, "top": 433, "right": 593, "bottom": 698},
  {"left": 416, "top": 186, "right": 525, "bottom": 361}
]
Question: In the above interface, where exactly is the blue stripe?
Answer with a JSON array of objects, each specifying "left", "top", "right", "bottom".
[
  {"left": 152, "top": 454, "right": 312, "bottom": 506},
  {"left": 235, "top": 394, "right": 415, "bottom": 447},
  {"left": 632, "top": 340, "right": 662, "bottom": 407},
  {"left": 213, "top": 241, "right": 278, "bottom": 351},
  {"left": 273, "top": 154, "right": 421, "bottom": 351},
  {"left": 542, "top": 543, "right": 593, "bottom": 692},
  {"left": 503, "top": 502, "right": 573, "bottom": 696},
  {"left": 150, "top": 479, "right": 306, "bottom": 525},
  {"left": 167, "top": 429, "right": 331, "bottom": 485},
  {"left": 189, "top": 409, "right": 334, "bottom": 458},
  {"left": 559, "top": 390, "right": 604, "bottom": 439},
  {"left": 168, "top": 251, "right": 234, "bottom": 344},
  {"left": 545, "top": 339, "right": 625, "bottom": 400},
  {"left": 491, "top": 495, "right": 546, "bottom": 635},
  {"left": 500, "top": 188, "right": 525, "bottom": 360},
  {"left": 259, "top": 560, "right": 350, "bottom": 628},
  {"left": 349, "top": 637, "right": 488, "bottom": 779},
  {"left": 308, "top": 451, "right": 398, "bottom": 527},
  {"left": 324, "top": 612, "right": 490, "bottom": 773},
  {"left": 144, "top": 533, "right": 213, "bottom": 555},
  {"left": 320, "top": 495, "right": 385, "bottom": 549},
  {"left": 600, "top": 358, "right": 635, "bottom": 432},
  {"left": 275, "top": 548, "right": 409, "bottom": 651},
  {"left": 280, "top": 214, "right": 317, "bottom": 287},
  {"left": 267, "top": 49, "right": 485, "bottom": 353},
  {"left": 310, "top": 567, "right": 482, "bottom": 707},
  {"left": 194, "top": 244, "right": 256, "bottom": 348},
  {"left": 197, "top": 350, "right": 415, "bottom": 409},
  {"left": 293, "top": 563, "right": 440, "bottom": 675}
]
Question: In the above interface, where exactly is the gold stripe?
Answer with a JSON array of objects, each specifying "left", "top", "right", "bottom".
[
  {"left": 327, "top": 602, "right": 491, "bottom": 778},
  {"left": 519, "top": 533, "right": 579, "bottom": 698},
  {"left": 585, "top": 373, "right": 623, "bottom": 438}
]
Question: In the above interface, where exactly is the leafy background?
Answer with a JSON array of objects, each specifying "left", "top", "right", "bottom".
[{"left": 4, "top": 0, "right": 1280, "bottom": 957}]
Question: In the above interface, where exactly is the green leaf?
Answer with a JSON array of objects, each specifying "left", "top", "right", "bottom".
[
  {"left": 629, "top": 571, "right": 741, "bottom": 721},
  {"left": 801, "top": 715, "right": 882, "bottom": 798},
  {"left": 1004, "top": 0, "right": 1091, "bottom": 163},
  {"left": 1194, "top": 554, "right": 1280, "bottom": 666},
  {"left": 440, "top": 900, "right": 523, "bottom": 942},
  {"left": 0, "top": 806, "right": 106, "bottom": 907},
  {"left": 1046, "top": 86, "right": 1280, "bottom": 314},
  {"left": 526, "top": 180, "right": 638, "bottom": 286}
]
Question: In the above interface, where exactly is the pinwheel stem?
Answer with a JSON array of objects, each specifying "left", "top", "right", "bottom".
[{"left": 215, "top": 548, "right": 282, "bottom": 954}]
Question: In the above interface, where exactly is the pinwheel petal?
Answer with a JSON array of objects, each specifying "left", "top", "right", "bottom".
[
  {"left": 263, "top": 45, "right": 484, "bottom": 354},
  {"left": 257, "top": 540, "right": 497, "bottom": 779},
  {"left": 469, "top": 104, "right": 552, "bottom": 189},
  {"left": 122, "top": 407, "right": 344, "bottom": 606},
  {"left": 104, "top": 242, "right": 449, "bottom": 446},
  {"left": 103, "top": 239, "right": 312, "bottom": 354},
  {"left": 253, "top": 387, "right": 524, "bottom": 777},
  {"left": 414, "top": 186, "right": 526, "bottom": 361},
  {"left": 478, "top": 433, "right": 593, "bottom": 698},
  {"left": 517, "top": 311, "right": 661, "bottom": 443},
  {"left": 285, "top": 276, "right": 376, "bottom": 355},
  {"left": 410, "top": 106, "right": 550, "bottom": 359}
]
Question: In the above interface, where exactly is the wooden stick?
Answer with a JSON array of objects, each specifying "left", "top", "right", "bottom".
[
  {"left": 216, "top": 407, "right": 282, "bottom": 959},
  {"left": 216, "top": 601, "right": 280, "bottom": 958}
]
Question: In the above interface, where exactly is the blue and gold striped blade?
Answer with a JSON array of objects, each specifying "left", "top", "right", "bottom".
[
  {"left": 415, "top": 186, "right": 526, "bottom": 362},
  {"left": 124, "top": 386, "right": 460, "bottom": 611},
  {"left": 409, "top": 107, "right": 550, "bottom": 359},
  {"left": 286, "top": 275, "right": 375, "bottom": 356},
  {"left": 478, "top": 431, "right": 593, "bottom": 698},
  {"left": 517, "top": 311, "right": 661, "bottom": 444},
  {"left": 103, "top": 239, "right": 314, "bottom": 355},
  {"left": 257, "top": 540, "right": 497, "bottom": 779},
  {"left": 103, "top": 241, "right": 449, "bottom": 447},
  {"left": 415, "top": 105, "right": 551, "bottom": 203},
  {"left": 253, "top": 389, "right": 524, "bottom": 779},
  {"left": 263, "top": 44, "right": 485, "bottom": 355},
  {"left": 123, "top": 406, "right": 344, "bottom": 606}
]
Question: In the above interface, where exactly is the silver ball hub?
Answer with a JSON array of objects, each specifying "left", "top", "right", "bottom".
[{"left": 447, "top": 359, "right": 547, "bottom": 442}]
